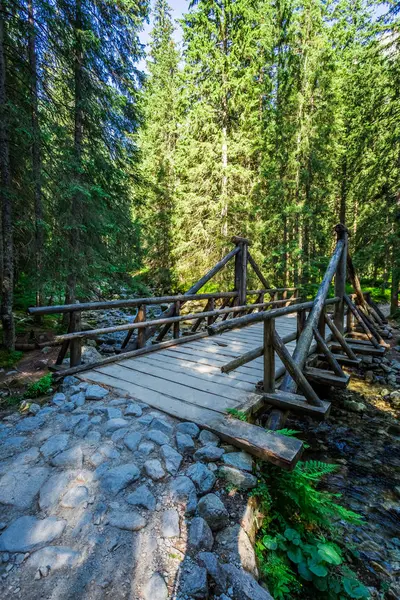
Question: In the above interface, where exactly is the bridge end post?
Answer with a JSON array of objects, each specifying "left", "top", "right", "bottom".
[
  {"left": 334, "top": 224, "right": 348, "bottom": 334},
  {"left": 232, "top": 236, "right": 250, "bottom": 306}
]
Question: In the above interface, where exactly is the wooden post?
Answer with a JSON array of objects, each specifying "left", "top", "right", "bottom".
[
  {"left": 173, "top": 301, "right": 180, "bottom": 339},
  {"left": 234, "top": 239, "right": 248, "bottom": 306},
  {"left": 334, "top": 224, "right": 348, "bottom": 333},
  {"left": 137, "top": 305, "right": 146, "bottom": 349},
  {"left": 69, "top": 311, "right": 82, "bottom": 367},
  {"left": 263, "top": 319, "right": 275, "bottom": 393},
  {"left": 207, "top": 298, "right": 215, "bottom": 326},
  {"left": 297, "top": 309, "right": 306, "bottom": 341}
]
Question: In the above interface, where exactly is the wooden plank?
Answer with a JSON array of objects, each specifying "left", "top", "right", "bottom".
[
  {"left": 330, "top": 342, "right": 385, "bottom": 356},
  {"left": 173, "top": 343, "right": 265, "bottom": 373},
  {"left": 80, "top": 370, "right": 303, "bottom": 470},
  {"left": 94, "top": 364, "right": 241, "bottom": 412},
  {"left": 318, "top": 353, "right": 360, "bottom": 367},
  {"left": 119, "top": 357, "right": 248, "bottom": 401},
  {"left": 304, "top": 367, "right": 350, "bottom": 388},
  {"left": 263, "top": 391, "right": 331, "bottom": 420},
  {"left": 137, "top": 353, "right": 256, "bottom": 391}
]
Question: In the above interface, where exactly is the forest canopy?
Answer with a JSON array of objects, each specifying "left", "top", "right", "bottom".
[{"left": 0, "top": 0, "right": 399, "bottom": 349}]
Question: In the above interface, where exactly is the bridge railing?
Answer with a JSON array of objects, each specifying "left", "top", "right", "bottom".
[{"left": 28, "top": 234, "right": 301, "bottom": 373}]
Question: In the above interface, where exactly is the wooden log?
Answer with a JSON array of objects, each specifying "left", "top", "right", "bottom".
[
  {"left": 136, "top": 305, "right": 146, "bottom": 349},
  {"left": 344, "top": 295, "right": 381, "bottom": 349},
  {"left": 330, "top": 342, "right": 385, "bottom": 356},
  {"left": 324, "top": 314, "right": 358, "bottom": 361},
  {"left": 220, "top": 331, "right": 297, "bottom": 374},
  {"left": 262, "top": 391, "right": 331, "bottom": 420},
  {"left": 272, "top": 330, "right": 323, "bottom": 407},
  {"left": 69, "top": 311, "right": 82, "bottom": 367},
  {"left": 207, "top": 297, "right": 339, "bottom": 337},
  {"left": 297, "top": 309, "right": 306, "bottom": 340},
  {"left": 318, "top": 353, "right": 360, "bottom": 367},
  {"left": 304, "top": 367, "right": 349, "bottom": 389},
  {"left": 207, "top": 297, "right": 215, "bottom": 326},
  {"left": 279, "top": 229, "right": 346, "bottom": 395},
  {"left": 173, "top": 301, "right": 180, "bottom": 339},
  {"left": 53, "top": 331, "right": 210, "bottom": 378},
  {"left": 334, "top": 225, "right": 348, "bottom": 332},
  {"left": 247, "top": 251, "right": 270, "bottom": 290},
  {"left": 355, "top": 308, "right": 389, "bottom": 348},
  {"left": 234, "top": 241, "right": 248, "bottom": 306},
  {"left": 347, "top": 251, "right": 370, "bottom": 313},
  {"left": 313, "top": 326, "right": 344, "bottom": 377},
  {"left": 231, "top": 235, "right": 251, "bottom": 246},
  {"left": 263, "top": 319, "right": 275, "bottom": 393},
  {"left": 365, "top": 293, "right": 388, "bottom": 323}
]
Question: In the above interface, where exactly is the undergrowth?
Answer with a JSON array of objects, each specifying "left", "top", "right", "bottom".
[
  {"left": 0, "top": 349, "right": 23, "bottom": 368},
  {"left": 23, "top": 373, "right": 53, "bottom": 398},
  {"left": 253, "top": 442, "right": 369, "bottom": 599}
]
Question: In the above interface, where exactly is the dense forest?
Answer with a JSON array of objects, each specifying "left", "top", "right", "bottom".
[{"left": 0, "top": 0, "right": 399, "bottom": 350}]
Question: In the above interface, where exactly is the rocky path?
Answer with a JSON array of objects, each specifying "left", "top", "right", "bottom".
[{"left": 0, "top": 378, "right": 271, "bottom": 600}]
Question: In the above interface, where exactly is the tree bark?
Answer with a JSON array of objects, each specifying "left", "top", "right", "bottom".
[
  {"left": 28, "top": 0, "right": 44, "bottom": 316},
  {"left": 0, "top": 0, "right": 15, "bottom": 350}
]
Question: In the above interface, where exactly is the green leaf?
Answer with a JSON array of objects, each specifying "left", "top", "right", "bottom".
[
  {"left": 284, "top": 528, "right": 301, "bottom": 545},
  {"left": 287, "top": 547, "right": 303, "bottom": 564},
  {"left": 262, "top": 535, "right": 278, "bottom": 550},
  {"left": 298, "top": 561, "right": 313, "bottom": 582},
  {"left": 317, "top": 543, "right": 342, "bottom": 565},
  {"left": 342, "top": 578, "right": 370, "bottom": 599},
  {"left": 313, "top": 576, "right": 329, "bottom": 591},
  {"left": 308, "top": 562, "right": 328, "bottom": 577}
]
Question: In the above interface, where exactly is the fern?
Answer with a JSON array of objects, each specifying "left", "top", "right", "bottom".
[{"left": 226, "top": 407, "right": 248, "bottom": 421}]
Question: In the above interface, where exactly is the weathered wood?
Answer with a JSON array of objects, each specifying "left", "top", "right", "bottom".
[
  {"left": 330, "top": 341, "right": 385, "bottom": 356},
  {"left": 263, "top": 319, "right": 275, "bottom": 393},
  {"left": 69, "top": 311, "right": 82, "bottom": 367},
  {"left": 324, "top": 314, "right": 358, "bottom": 361},
  {"left": 318, "top": 353, "right": 360, "bottom": 367},
  {"left": 234, "top": 241, "right": 248, "bottom": 306},
  {"left": 208, "top": 297, "right": 339, "bottom": 336},
  {"left": 347, "top": 252, "right": 370, "bottom": 313},
  {"left": 365, "top": 293, "right": 388, "bottom": 323},
  {"left": 247, "top": 251, "right": 270, "bottom": 290},
  {"left": 304, "top": 367, "right": 349, "bottom": 389},
  {"left": 280, "top": 231, "right": 346, "bottom": 395},
  {"left": 173, "top": 301, "right": 180, "bottom": 339},
  {"left": 136, "top": 305, "right": 146, "bottom": 349},
  {"left": 334, "top": 225, "right": 348, "bottom": 332},
  {"left": 221, "top": 346, "right": 263, "bottom": 373},
  {"left": 313, "top": 326, "right": 344, "bottom": 377},
  {"left": 354, "top": 305, "right": 389, "bottom": 348},
  {"left": 207, "top": 298, "right": 215, "bottom": 326},
  {"left": 344, "top": 295, "right": 381, "bottom": 349},
  {"left": 273, "top": 330, "right": 323, "bottom": 407},
  {"left": 262, "top": 391, "right": 331, "bottom": 419},
  {"left": 297, "top": 309, "right": 306, "bottom": 340},
  {"left": 53, "top": 331, "right": 210, "bottom": 378}
]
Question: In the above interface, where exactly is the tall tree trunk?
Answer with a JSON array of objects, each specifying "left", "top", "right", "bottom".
[
  {"left": 28, "top": 0, "right": 44, "bottom": 316},
  {"left": 0, "top": 0, "right": 15, "bottom": 350},
  {"left": 339, "top": 156, "right": 347, "bottom": 225}
]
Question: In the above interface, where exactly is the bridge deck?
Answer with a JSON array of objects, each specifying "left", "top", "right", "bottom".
[{"left": 81, "top": 315, "right": 299, "bottom": 418}]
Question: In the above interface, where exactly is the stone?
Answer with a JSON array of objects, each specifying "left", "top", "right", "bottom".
[
  {"left": 28, "top": 403, "right": 41, "bottom": 415},
  {"left": 125, "top": 402, "right": 143, "bottom": 417},
  {"left": 187, "top": 462, "right": 216, "bottom": 494},
  {"left": 194, "top": 445, "right": 225, "bottom": 462},
  {"left": 143, "top": 573, "right": 168, "bottom": 600},
  {"left": 126, "top": 485, "right": 156, "bottom": 511},
  {"left": 181, "top": 564, "right": 208, "bottom": 599},
  {"left": 111, "top": 428, "right": 130, "bottom": 445},
  {"left": 139, "top": 441, "right": 155, "bottom": 455},
  {"left": 160, "top": 444, "right": 182, "bottom": 475},
  {"left": 39, "top": 471, "right": 75, "bottom": 510},
  {"left": 198, "top": 552, "right": 227, "bottom": 592},
  {"left": 91, "top": 416, "right": 102, "bottom": 425},
  {"left": 85, "top": 385, "right": 109, "bottom": 401},
  {"left": 219, "top": 466, "right": 257, "bottom": 490},
  {"left": 61, "top": 376, "right": 79, "bottom": 389},
  {"left": 150, "top": 418, "right": 173, "bottom": 435},
  {"left": 124, "top": 431, "right": 142, "bottom": 451},
  {"left": 138, "top": 414, "right": 154, "bottom": 426},
  {"left": 0, "top": 467, "right": 50, "bottom": 509},
  {"left": 101, "top": 463, "right": 140, "bottom": 495},
  {"left": 105, "top": 418, "right": 130, "bottom": 432},
  {"left": 365, "top": 370, "right": 374, "bottom": 383},
  {"left": 176, "top": 432, "right": 195, "bottom": 455},
  {"left": 197, "top": 494, "right": 229, "bottom": 531},
  {"left": 188, "top": 517, "right": 214, "bottom": 551},
  {"left": 169, "top": 476, "right": 198, "bottom": 514},
  {"left": 86, "top": 430, "right": 101, "bottom": 444},
  {"left": 71, "top": 391, "right": 86, "bottom": 407},
  {"left": 40, "top": 433, "right": 70, "bottom": 458},
  {"left": 50, "top": 446, "right": 83, "bottom": 469},
  {"left": 199, "top": 430, "right": 220, "bottom": 445},
  {"left": 52, "top": 392, "right": 66, "bottom": 406},
  {"left": 144, "top": 459, "right": 165, "bottom": 480},
  {"left": 145, "top": 430, "right": 170, "bottom": 446},
  {"left": 107, "top": 407, "right": 122, "bottom": 419},
  {"left": 63, "top": 401, "right": 76, "bottom": 412},
  {"left": 15, "top": 416, "right": 44, "bottom": 433},
  {"left": 162, "top": 509, "right": 180, "bottom": 538},
  {"left": 343, "top": 399, "right": 367, "bottom": 413},
  {"left": 26, "top": 546, "right": 81, "bottom": 571},
  {"left": 0, "top": 436, "right": 27, "bottom": 459},
  {"left": 222, "top": 452, "right": 253, "bottom": 472},
  {"left": 108, "top": 511, "right": 146, "bottom": 531},
  {"left": 11, "top": 447, "right": 40, "bottom": 466},
  {"left": 177, "top": 421, "right": 200, "bottom": 438},
  {"left": 60, "top": 485, "right": 89, "bottom": 508},
  {"left": 0, "top": 516, "right": 66, "bottom": 552},
  {"left": 222, "top": 564, "right": 273, "bottom": 600},
  {"left": 215, "top": 525, "right": 258, "bottom": 577}
]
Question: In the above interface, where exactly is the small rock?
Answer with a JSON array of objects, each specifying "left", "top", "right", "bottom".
[
  {"left": 169, "top": 476, "right": 198, "bottom": 514},
  {"left": 85, "top": 385, "right": 109, "bottom": 401},
  {"left": 145, "top": 430, "right": 170, "bottom": 446},
  {"left": 222, "top": 564, "right": 273, "bottom": 600},
  {"left": 105, "top": 418, "right": 129, "bottom": 432},
  {"left": 143, "top": 573, "right": 168, "bottom": 600},
  {"left": 40, "top": 433, "right": 70, "bottom": 458},
  {"left": 101, "top": 463, "right": 140, "bottom": 495},
  {"left": 197, "top": 494, "right": 229, "bottom": 531},
  {"left": 187, "top": 462, "right": 216, "bottom": 494},
  {"left": 124, "top": 431, "right": 142, "bottom": 452},
  {"left": 15, "top": 416, "right": 44, "bottom": 433},
  {"left": 126, "top": 485, "right": 156, "bottom": 511},
  {"left": 107, "top": 407, "right": 122, "bottom": 419},
  {"left": 39, "top": 471, "right": 74, "bottom": 510},
  {"left": 216, "top": 525, "right": 258, "bottom": 577},
  {"left": 176, "top": 432, "right": 195, "bottom": 455},
  {"left": 0, "top": 516, "right": 66, "bottom": 552},
  {"left": 198, "top": 551, "right": 227, "bottom": 592},
  {"left": 177, "top": 422, "right": 200, "bottom": 438},
  {"left": 28, "top": 403, "right": 41, "bottom": 415},
  {"left": 150, "top": 418, "right": 173, "bottom": 435},
  {"left": 125, "top": 403, "right": 142, "bottom": 417},
  {"left": 199, "top": 430, "right": 220, "bottom": 445},
  {"left": 219, "top": 466, "right": 257, "bottom": 490},
  {"left": 194, "top": 445, "right": 225, "bottom": 462},
  {"left": 108, "top": 511, "right": 146, "bottom": 531},
  {"left": 343, "top": 399, "right": 367, "bottom": 413},
  {"left": 365, "top": 370, "right": 374, "bottom": 383},
  {"left": 181, "top": 564, "right": 208, "bottom": 598},
  {"left": 144, "top": 459, "right": 165, "bottom": 480},
  {"left": 188, "top": 517, "right": 214, "bottom": 551},
  {"left": 160, "top": 444, "right": 182, "bottom": 475},
  {"left": 52, "top": 393, "right": 66, "bottom": 406},
  {"left": 26, "top": 546, "right": 81, "bottom": 571},
  {"left": 71, "top": 391, "right": 86, "bottom": 407},
  {"left": 50, "top": 446, "right": 83, "bottom": 469},
  {"left": 222, "top": 452, "right": 253, "bottom": 472},
  {"left": 0, "top": 466, "right": 50, "bottom": 509},
  {"left": 162, "top": 509, "right": 180, "bottom": 538},
  {"left": 139, "top": 442, "right": 155, "bottom": 455},
  {"left": 60, "top": 485, "right": 89, "bottom": 508}
]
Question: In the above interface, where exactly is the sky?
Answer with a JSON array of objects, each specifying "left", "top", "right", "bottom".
[{"left": 139, "top": 0, "right": 187, "bottom": 69}]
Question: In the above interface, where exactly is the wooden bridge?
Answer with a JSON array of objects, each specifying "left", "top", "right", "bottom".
[{"left": 28, "top": 225, "right": 390, "bottom": 470}]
